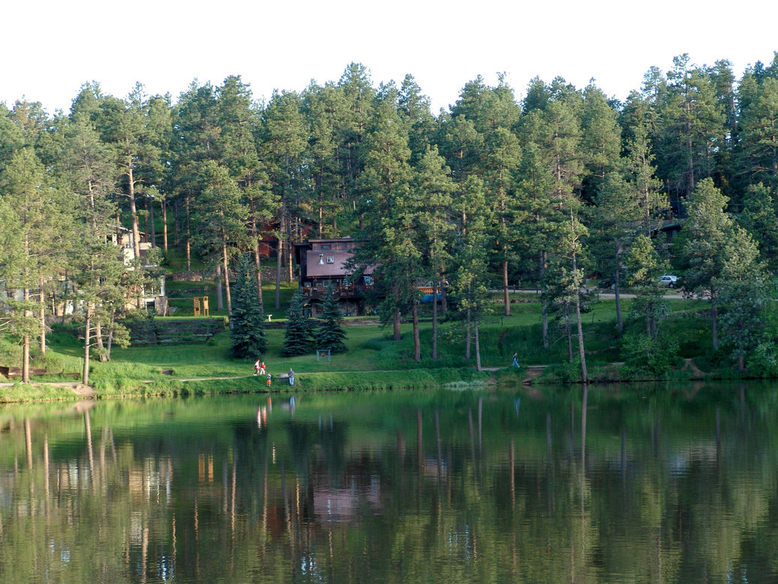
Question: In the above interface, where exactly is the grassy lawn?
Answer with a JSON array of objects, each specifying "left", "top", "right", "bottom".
[
  {"left": 164, "top": 280, "right": 298, "bottom": 318},
  {"left": 0, "top": 290, "right": 746, "bottom": 400}
]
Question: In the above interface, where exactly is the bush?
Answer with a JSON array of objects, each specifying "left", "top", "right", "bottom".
[
  {"left": 622, "top": 332, "right": 679, "bottom": 378},
  {"left": 746, "top": 341, "right": 778, "bottom": 377}
]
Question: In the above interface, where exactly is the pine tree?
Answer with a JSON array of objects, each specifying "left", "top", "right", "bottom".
[
  {"left": 230, "top": 254, "right": 266, "bottom": 359},
  {"left": 738, "top": 183, "right": 778, "bottom": 271},
  {"left": 315, "top": 284, "right": 347, "bottom": 354},
  {"left": 717, "top": 226, "right": 771, "bottom": 370},
  {"left": 678, "top": 178, "right": 732, "bottom": 350},
  {"left": 625, "top": 235, "right": 668, "bottom": 340},
  {"left": 281, "top": 290, "right": 314, "bottom": 356}
]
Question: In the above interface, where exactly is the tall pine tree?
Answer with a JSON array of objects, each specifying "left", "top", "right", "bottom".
[
  {"left": 315, "top": 284, "right": 347, "bottom": 354},
  {"left": 281, "top": 289, "right": 314, "bottom": 356},
  {"left": 230, "top": 254, "right": 267, "bottom": 359}
]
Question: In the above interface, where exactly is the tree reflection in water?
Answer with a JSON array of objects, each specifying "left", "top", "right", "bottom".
[{"left": 2, "top": 384, "right": 778, "bottom": 583}]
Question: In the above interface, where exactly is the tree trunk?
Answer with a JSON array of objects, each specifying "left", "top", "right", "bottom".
[
  {"left": 107, "top": 316, "right": 115, "bottom": 361},
  {"left": 287, "top": 215, "right": 294, "bottom": 283},
  {"left": 540, "top": 250, "right": 549, "bottom": 348},
  {"left": 222, "top": 239, "right": 232, "bottom": 319},
  {"left": 127, "top": 165, "right": 141, "bottom": 261},
  {"left": 412, "top": 302, "right": 421, "bottom": 362},
  {"left": 275, "top": 204, "right": 285, "bottom": 310},
  {"left": 393, "top": 308, "right": 402, "bottom": 342},
  {"left": 574, "top": 265, "right": 588, "bottom": 384},
  {"left": 474, "top": 317, "right": 482, "bottom": 371},
  {"left": 712, "top": 301, "right": 719, "bottom": 351},
  {"left": 503, "top": 259, "right": 510, "bottom": 316},
  {"left": 614, "top": 269, "right": 623, "bottom": 337},
  {"left": 216, "top": 264, "right": 224, "bottom": 311},
  {"left": 253, "top": 233, "right": 264, "bottom": 307},
  {"left": 174, "top": 197, "right": 180, "bottom": 241},
  {"left": 465, "top": 307, "right": 472, "bottom": 360},
  {"left": 22, "top": 333, "right": 30, "bottom": 384},
  {"left": 432, "top": 281, "right": 438, "bottom": 360},
  {"left": 185, "top": 195, "right": 191, "bottom": 272},
  {"left": 22, "top": 285, "right": 30, "bottom": 383},
  {"left": 686, "top": 132, "right": 695, "bottom": 196},
  {"left": 149, "top": 196, "right": 156, "bottom": 247},
  {"left": 96, "top": 320, "right": 107, "bottom": 362},
  {"left": 39, "top": 285, "right": 46, "bottom": 357},
  {"left": 162, "top": 198, "right": 168, "bottom": 253},
  {"left": 82, "top": 310, "right": 91, "bottom": 386}
]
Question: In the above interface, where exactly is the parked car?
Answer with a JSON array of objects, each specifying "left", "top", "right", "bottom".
[{"left": 659, "top": 274, "right": 679, "bottom": 288}]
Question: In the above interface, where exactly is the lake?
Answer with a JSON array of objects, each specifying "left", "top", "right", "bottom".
[{"left": 2, "top": 383, "right": 777, "bottom": 583}]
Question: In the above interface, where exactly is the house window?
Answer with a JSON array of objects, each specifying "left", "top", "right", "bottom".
[
  {"left": 320, "top": 244, "right": 331, "bottom": 250},
  {"left": 326, "top": 256, "right": 335, "bottom": 264}
]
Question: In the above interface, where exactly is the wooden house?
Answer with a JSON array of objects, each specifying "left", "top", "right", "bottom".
[
  {"left": 294, "top": 237, "right": 374, "bottom": 316},
  {"left": 114, "top": 226, "right": 167, "bottom": 313}
]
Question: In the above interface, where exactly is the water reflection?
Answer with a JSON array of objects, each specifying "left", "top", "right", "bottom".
[{"left": 2, "top": 384, "right": 778, "bottom": 583}]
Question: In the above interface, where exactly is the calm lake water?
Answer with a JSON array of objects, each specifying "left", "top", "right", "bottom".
[{"left": 2, "top": 384, "right": 778, "bottom": 583}]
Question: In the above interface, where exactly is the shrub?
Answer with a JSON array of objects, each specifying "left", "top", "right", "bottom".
[{"left": 622, "top": 332, "right": 679, "bottom": 378}]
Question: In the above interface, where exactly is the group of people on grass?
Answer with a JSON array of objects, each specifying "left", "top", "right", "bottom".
[
  {"left": 254, "top": 360, "right": 295, "bottom": 386},
  {"left": 253, "top": 354, "right": 519, "bottom": 387}
]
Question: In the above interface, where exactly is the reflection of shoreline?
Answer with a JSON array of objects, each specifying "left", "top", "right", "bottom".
[
  {"left": 2, "top": 389, "right": 776, "bottom": 584},
  {"left": 313, "top": 482, "right": 382, "bottom": 523}
]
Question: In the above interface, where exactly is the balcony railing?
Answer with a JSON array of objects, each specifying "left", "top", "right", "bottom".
[{"left": 302, "top": 283, "right": 368, "bottom": 300}]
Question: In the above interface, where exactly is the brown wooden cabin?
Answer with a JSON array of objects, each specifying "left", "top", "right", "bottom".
[{"left": 294, "top": 238, "right": 374, "bottom": 316}]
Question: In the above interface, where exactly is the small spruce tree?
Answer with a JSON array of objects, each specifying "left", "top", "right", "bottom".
[
  {"left": 315, "top": 284, "right": 347, "bottom": 354},
  {"left": 281, "top": 289, "right": 314, "bottom": 356},
  {"left": 230, "top": 254, "right": 266, "bottom": 359}
]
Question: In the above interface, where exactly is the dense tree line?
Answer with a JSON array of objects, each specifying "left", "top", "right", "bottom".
[{"left": 2, "top": 54, "right": 778, "bottom": 381}]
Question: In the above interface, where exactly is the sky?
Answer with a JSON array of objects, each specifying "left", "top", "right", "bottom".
[{"left": 2, "top": 0, "right": 777, "bottom": 114}]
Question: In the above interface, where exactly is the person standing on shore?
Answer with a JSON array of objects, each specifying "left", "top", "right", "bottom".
[
  {"left": 254, "top": 360, "right": 260, "bottom": 376},
  {"left": 512, "top": 352, "right": 521, "bottom": 368}
]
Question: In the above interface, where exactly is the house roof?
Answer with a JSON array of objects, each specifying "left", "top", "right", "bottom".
[
  {"left": 305, "top": 250, "right": 375, "bottom": 278},
  {"left": 305, "top": 250, "right": 353, "bottom": 277}
]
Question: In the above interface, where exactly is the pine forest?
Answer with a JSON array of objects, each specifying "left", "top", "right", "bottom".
[{"left": 3, "top": 54, "right": 778, "bottom": 385}]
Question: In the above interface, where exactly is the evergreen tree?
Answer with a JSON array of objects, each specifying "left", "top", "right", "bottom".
[
  {"left": 738, "top": 183, "right": 778, "bottom": 271},
  {"left": 736, "top": 76, "right": 778, "bottom": 193},
  {"left": 717, "top": 226, "right": 771, "bottom": 370},
  {"left": 315, "top": 284, "right": 347, "bottom": 354},
  {"left": 259, "top": 90, "right": 308, "bottom": 309},
  {"left": 170, "top": 81, "right": 220, "bottom": 271},
  {"left": 580, "top": 84, "right": 622, "bottom": 203},
  {"left": 301, "top": 81, "right": 344, "bottom": 237},
  {"left": 0, "top": 147, "right": 55, "bottom": 382},
  {"left": 677, "top": 178, "right": 732, "bottom": 350},
  {"left": 450, "top": 175, "right": 492, "bottom": 369},
  {"left": 281, "top": 290, "right": 314, "bottom": 356},
  {"left": 353, "top": 95, "right": 419, "bottom": 344},
  {"left": 625, "top": 235, "right": 668, "bottom": 340},
  {"left": 230, "top": 254, "right": 267, "bottom": 359},
  {"left": 413, "top": 145, "right": 455, "bottom": 360},
  {"left": 192, "top": 161, "right": 248, "bottom": 319}
]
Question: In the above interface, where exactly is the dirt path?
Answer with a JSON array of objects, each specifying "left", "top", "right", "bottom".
[{"left": 681, "top": 358, "right": 706, "bottom": 378}]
